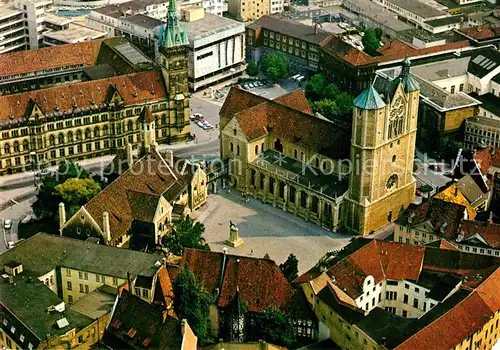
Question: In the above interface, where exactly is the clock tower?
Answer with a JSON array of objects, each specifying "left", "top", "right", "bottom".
[
  {"left": 343, "top": 58, "right": 420, "bottom": 236},
  {"left": 156, "top": 0, "right": 190, "bottom": 142}
]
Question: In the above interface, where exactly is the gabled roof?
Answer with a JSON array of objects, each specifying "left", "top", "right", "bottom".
[
  {"left": 81, "top": 149, "right": 186, "bottom": 242},
  {"left": 434, "top": 184, "right": 477, "bottom": 220},
  {"left": 353, "top": 85, "right": 386, "bottom": 110},
  {"left": 273, "top": 89, "right": 314, "bottom": 115},
  {"left": 456, "top": 174, "right": 489, "bottom": 205},
  {"left": 397, "top": 198, "right": 466, "bottom": 239},
  {"left": 0, "top": 39, "right": 104, "bottom": 77},
  {"left": 460, "top": 220, "right": 500, "bottom": 249},
  {"left": 103, "top": 289, "right": 182, "bottom": 349},
  {"left": 424, "top": 239, "right": 460, "bottom": 252},
  {"left": 177, "top": 249, "right": 313, "bottom": 318},
  {"left": 221, "top": 88, "right": 351, "bottom": 160},
  {"left": 0, "top": 70, "right": 166, "bottom": 125},
  {"left": 153, "top": 266, "right": 175, "bottom": 310}
]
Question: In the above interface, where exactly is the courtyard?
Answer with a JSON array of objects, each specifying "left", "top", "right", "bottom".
[{"left": 191, "top": 189, "right": 352, "bottom": 274}]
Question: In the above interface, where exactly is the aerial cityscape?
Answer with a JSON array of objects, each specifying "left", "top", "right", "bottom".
[{"left": 0, "top": 0, "right": 499, "bottom": 348}]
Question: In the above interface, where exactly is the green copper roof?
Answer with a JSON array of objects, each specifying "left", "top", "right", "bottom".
[
  {"left": 399, "top": 57, "right": 420, "bottom": 93},
  {"left": 353, "top": 85, "right": 386, "bottom": 110},
  {"left": 160, "top": 0, "right": 188, "bottom": 48}
]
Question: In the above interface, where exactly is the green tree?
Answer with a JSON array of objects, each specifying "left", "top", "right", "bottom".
[
  {"left": 55, "top": 178, "right": 101, "bottom": 217},
  {"left": 260, "top": 53, "right": 289, "bottom": 83},
  {"left": 32, "top": 160, "right": 94, "bottom": 219},
  {"left": 163, "top": 217, "right": 209, "bottom": 256},
  {"left": 374, "top": 27, "right": 383, "bottom": 41},
  {"left": 279, "top": 254, "right": 299, "bottom": 282},
  {"left": 310, "top": 99, "right": 340, "bottom": 119},
  {"left": 440, "top": 137, "right": 464, "bottom": 162},
  {"left": 246, "top": 60, "right": 259, "bottom": 77},
  {"left": 323, "top": 83, "right": 340, "bottom": 101},
  {"left": 257, "top": 307, "right": 294, "bottom": 346},
  {"left": 335, "top": 92, "right": 354, "bottom": 116},
  {"left": 362, "top": 28, "right": 381, "bottom": 55},
  {"left": 174, "top": 266, "right": 214, "bottom": 345},
  {"left": 305, "top": 74, "right": 326, "bottom": 101}
]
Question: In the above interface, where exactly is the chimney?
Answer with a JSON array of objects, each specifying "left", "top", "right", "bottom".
[
  {"left": 454, "top": 185, "right": 458, "bottom": 197},
  {"left": 314, "top": 23, "right": 319, "bottom": 34},
  {"left": 102, "top": 212, "right": 111, "bottom": 244},
  {"left": 126, "top": 143, "right": 133, "bottom": 166},
  {"left": 408, "top": 212, "right": 415, "bottom": 224},
  {"left": 488, "top": 211, "right": 493, "bottom": 224},
  {"left": 59, "top": 202, "right": 66, "bottom": 235},
  {"left": 127, "top": 272, "right": 132, "bottom": 294},
  {"left": 165, "top": 149, "right": 174, "bottom": 167}
]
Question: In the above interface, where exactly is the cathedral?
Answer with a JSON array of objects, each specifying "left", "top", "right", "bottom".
[{"left": 220, "top": 58, "right": 420, "bottom": 236}]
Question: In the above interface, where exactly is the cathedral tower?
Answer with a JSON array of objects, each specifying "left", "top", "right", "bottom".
[
  {"left": 156, "top": 0, "right": 190, "bottom": 142},
  {"left": 343, "top": 58, "right": 420, "bottom": 236}
]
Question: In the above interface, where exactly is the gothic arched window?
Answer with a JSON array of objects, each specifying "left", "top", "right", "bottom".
[
  {"left": 386, "top": 174, "right": 398, "bottom": 190},
  {"left": 388, "top": 97, "right": 405, "bottom": 139}
]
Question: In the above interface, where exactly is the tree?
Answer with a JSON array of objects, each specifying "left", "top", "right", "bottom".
[
  {"left": 55, "top": 178, "right": 101, "bottom": 217},
  {"left": 305, "top": 74, "right": 326, "bottom": 101},
  {"left": 174, "top": 266, "right": 214, "bottom": 345},
  {"left": 374, "top": 27, "right": 383, "bottom": 41},
  {"left": 257, "top": 307, "right": 294, "bottom": 346},
  {"left": 440, "top": 137, "right": 464, "bottom": 163},
  {"left": 279, "top": 254, "right": 299, "bottom": 282},
  {"left": 323, "top": 82, "right": 340, "bottom": 101},
  {"left": 362, "top": 28, "right": 381, "bottom": 55},
  {"left": 32, "top": 160, "right": 96, "bottom": 220},
  {"left": 310, "top": 99, "right": 340, "bottom": 119},
  {"left": 163, "top": 217, "right": 209, "bottom": 256},
  {"left": 260, "top": 53, "right": 289, "bottom": 83},
  {"left": 246, "top": 60, "right": 259, "bottom": 77},
  {"left": 335, "top": 92, "right": 354, "bottom": 116}
]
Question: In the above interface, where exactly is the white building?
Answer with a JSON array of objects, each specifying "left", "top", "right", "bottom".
[
  {"left": 465, "top": 116, "right": 500, "bottom": 150},
  {"left": 371, "top": 0, "right": 449, "bottom": 28},
  {"left": 269, "top": 0, "right": 284, "bottom": 14},
  {"left": 181, "top": 7, "right": 246, "bottom": 91}
]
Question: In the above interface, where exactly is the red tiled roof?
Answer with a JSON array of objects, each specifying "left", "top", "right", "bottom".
[
  {"left": 223, "top": 87, "right": 351, "bottom": 159},
  {"left": 395, "top": 266, "right": 500, "bottom": 350},
  {"left": 0, "top": 39, "right": 104, "bottom": 77},
  {"left": 473, "top": 147, "right": 494, "bottom": 176},
  {"left": 273, "top": 89, "right": 314, "bottom": 115},
  {"left": 325, "top": 240, "right": 425, "bottom": 298},
  {"left": 81, "top": 150, "right": 185, "bottom": 241},
  {"left": 458, "top": 25, "right": 500, "bottom": 41},
  {"left": 180, "top": 249, "right": 301, "bottom": 314},
  {"left": 324, "top": 38, "right": 471, "bottom": 67},
  {"left": 0, "top": 70, "right": 166, "bottom": 123},
  {"left": 156, "top": 266, "right": 174, "bottom": 308},
  {"left": 460, "top": 220, "right": 500, "bottom": 249}
]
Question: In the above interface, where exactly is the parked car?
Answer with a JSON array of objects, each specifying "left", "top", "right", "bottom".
[
  {"left": 35, "top": 169, "right": 52, "bottom": 177},
  {"left": 4, "top": 219, "right": 12, "bottom": 230}
]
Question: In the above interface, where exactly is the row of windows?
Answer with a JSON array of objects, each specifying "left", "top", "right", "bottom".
[
  {"left": 2, "top": 319, "right": 34, "bottom": 349},
  {"left": 134, "top": 287, "right": 150, "bottom": 298}
]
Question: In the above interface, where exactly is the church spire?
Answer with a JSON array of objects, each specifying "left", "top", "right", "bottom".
[{"left": 161, "top": 0, "right": 188, "bottom": 48}]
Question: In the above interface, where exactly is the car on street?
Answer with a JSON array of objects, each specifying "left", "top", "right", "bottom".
[
  {"left": 35, "top": 169, "right": 52, "bottom": 177},
  {"left": 4, "top": 219, "right": 12, "bottom": 230}
]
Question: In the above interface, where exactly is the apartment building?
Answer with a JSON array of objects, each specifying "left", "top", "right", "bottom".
[
  {"left": 465, "top": 116, "right": 500, "bottom": 150},
  {"left": 246, "top": 15, "right": 330, "bottom": 72},
  {"left": 0, "top": 233, "right": 175, "bottom": 349},
  {"left": 295, "top": 238, "right": 500, "bottom": 350},
  {"left": 228, "top": 0, "right": 269, "bottom": 22},
  {"left": 181, "top": 7, "right": 246, "bottom": 91}
]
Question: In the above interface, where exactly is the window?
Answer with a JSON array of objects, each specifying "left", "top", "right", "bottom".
[
  {"left": 96, "top": 275, "right": 100, "bottom": 282},
  {"left": 28, "top": 343, "right": 33, "bottom": 350},
  {"left": 85, "top": 285, "right": 89, "bottom": 293},
  {"left": 415, "top": 287, "right": 420, "bottom": 293},
  {"left": 403, "top": 294, "right": 409, "bottom": 304},
  {"left": 80, "top": 284, "right": 84, "bottom": 292},
  {"left": 402, "top": 310, "right": 408, "bottom": 318},
  {"left": 66, "top": 269, "right": 71, "bottom": 277},
  {"left": 392, "top": 155, "right": 396, "bottom": 162},
  {"left": 135, "top": 287, "right": 141, "bottom": 295},
  {"left": 20, "top": 334, "right": 25, "bottom": 342},
  {"left": 84, "top": 272, "right": 88, "bottom": 280},
  {"left": 450, "top": 85, "right": 455, "bottom": 94},
  {"left": 405, "top": 283, "right": 409, "bottom": 289},
  {"left": 10, "top": 326, "right": 16, "bottom": 334},
  {"left": 413, "top": 298, "right": 418, "bottom": 308},
  {"left": 386, "top": 280, "right": 398, "bottom": 286},
  {"left": 142, "top": 289, "right": 149, "bottom": 298},
  {"left": 79, "top": 271, "right": 83, "bottom": 279},
  {"left": 68, "top": 295, "right": 73, "bottom": 303},
  {"left": 113, "top": 277, "right": 118, "bottom": 285}
]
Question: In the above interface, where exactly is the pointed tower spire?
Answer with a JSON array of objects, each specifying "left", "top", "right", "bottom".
[
  {"left": 397, "top": 57, "right": 419, "bottom": 93},
  {"left": 161, "top": 0, "right": 188, "bottom": 48}
]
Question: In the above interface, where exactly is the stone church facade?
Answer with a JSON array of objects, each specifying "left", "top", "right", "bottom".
[{"left": 220, "top": 59, "right": 419, "bottom": 235}]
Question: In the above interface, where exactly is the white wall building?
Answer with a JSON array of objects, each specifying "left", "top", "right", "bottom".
[
  {"left": 182, "top": 8, "right": 246, "bottom": 91},
  {"left": 371, "top": 0, "right": 449, "bottom": 27},
  {"left": 269, "top": 0, "right": 284, "bottom": 14}
]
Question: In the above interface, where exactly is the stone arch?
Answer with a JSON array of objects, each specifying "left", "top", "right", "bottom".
[
  {"left": 94, "top": 126, "right": 100, "bottom": 138},
  {"left": 22, "top": 139, "right": 29, "bottom": 151},
  {"left": 102, "top": 125, "right": 108, "bottom": 136},
  {"left": 13, "top": 141, "right": 19, "bottom": 152},
  {"left": 67, "top": 131, "right": 74, "bottom": 143},
  {"left": 49, "top": 135, "right": 56, "bottom": 146},
  {"left": 84, "top": 128, "right": 91, "bottom": 139},
  {"left": 58, "top": 133, "right": 65, "bottom": 145}
]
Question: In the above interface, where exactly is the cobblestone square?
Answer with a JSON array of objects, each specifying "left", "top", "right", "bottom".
[{"left": 191, "top": 189, "right": 352, "bottom": 274}]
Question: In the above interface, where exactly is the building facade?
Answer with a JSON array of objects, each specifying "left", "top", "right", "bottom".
[
  {"left": 343, "top": 59, "right": 419, "bottom": 236},
  {"left": 182, "top": 8, "right": 246, "bottom": 91},
  {"left": 0, "top": 6, "right": 192, "bottom": 176},
  {"left": 227, "top": 0, "right": 269, "bottom": 22}
]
